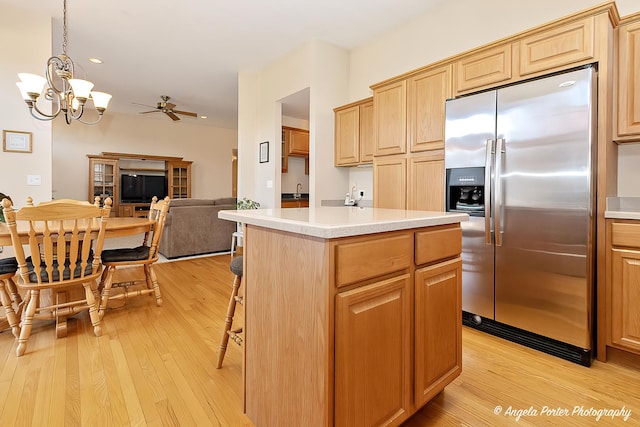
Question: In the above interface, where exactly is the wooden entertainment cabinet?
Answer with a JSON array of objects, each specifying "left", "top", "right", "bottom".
[{"left": 88, "top": 152, "right": 192, "bottom": 217}]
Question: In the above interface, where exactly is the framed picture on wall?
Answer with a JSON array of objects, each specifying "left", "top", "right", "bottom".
[
  {"left": 3, "top": 130, "right": 32, "bottom": 153},
  {"left": 259, "top": 141, "right": 269, "bottom": 163}
]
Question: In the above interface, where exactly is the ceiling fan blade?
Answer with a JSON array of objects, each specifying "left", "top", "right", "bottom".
[
  {"left": 173, "top": 110, "right": 198, "bottom": 117},
  {"left": 140, "top": 110, "right": 161, "bottom": 114},
  {"left": 166, "top": 111, "right": 180, "bottom": 121},
  {"left": 165, "top": 102, "right": 176, "bottom": 110}
]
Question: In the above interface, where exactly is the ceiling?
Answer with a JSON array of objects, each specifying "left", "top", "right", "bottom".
[{"left": 2, "top": 0, "right": 447, "bottom": 129}]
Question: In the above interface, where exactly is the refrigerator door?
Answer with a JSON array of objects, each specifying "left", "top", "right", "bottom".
[
  {"left": 445, "top": 91, "right": 496, "bottom": 319},
  {"left": 494, "top": 67, "right": 595, "bottom": 349}
]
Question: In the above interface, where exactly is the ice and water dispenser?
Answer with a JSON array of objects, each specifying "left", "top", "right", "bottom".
[{"left": 445, "top": 167, "right": 485, "bottom": 216}]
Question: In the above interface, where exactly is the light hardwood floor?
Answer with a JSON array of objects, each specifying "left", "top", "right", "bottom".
[{"left": 1, "top": 254, "right": 638, "bottom": 426}]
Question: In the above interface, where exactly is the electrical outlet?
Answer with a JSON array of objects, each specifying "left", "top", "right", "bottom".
[{"left": 358, "top": 190, "right": 365, "bottom": 198}]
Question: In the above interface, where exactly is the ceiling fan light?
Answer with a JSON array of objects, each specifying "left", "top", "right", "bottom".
[
  {"left": 91, "top": 91, "right": 112, "bottom": 110},
  {"left": 68, "top": 78, "right": 94, "bottom": 100},
  {"left": 17, "top": 73, "right": 47, "bottom": 96}
]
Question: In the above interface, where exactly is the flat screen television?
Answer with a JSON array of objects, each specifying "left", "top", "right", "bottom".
[{"left": 121, "top": 174, "right": 167, "bottom": 203}]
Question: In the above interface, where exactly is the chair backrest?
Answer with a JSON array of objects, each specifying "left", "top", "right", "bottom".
[
  {"left": 146, "top": 196, "right": 171, "bottom": 260},
  {"left": 1, "top": 197, "right": 112, "bottom": 287}
]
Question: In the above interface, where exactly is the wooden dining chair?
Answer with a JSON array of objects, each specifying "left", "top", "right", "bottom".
[
  {"left": 98, "top": 196, "right": 170, "bottom": 315},
  {"left": 0, "top": 257, "right": 21, "bottom": 338},
  {"left": 1, "top": 197, "right": 112, "bottom": 356}
]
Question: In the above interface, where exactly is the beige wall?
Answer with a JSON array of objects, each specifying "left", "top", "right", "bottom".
[
  {"left": 52, "top": 112, "right": 237, "bottom": 201},
  {"left": 0, "top": 5, "right": 52, "bottom": 208}
]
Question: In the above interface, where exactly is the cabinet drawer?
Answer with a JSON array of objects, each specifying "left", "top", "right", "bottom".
[
  {"left": 520, "top": 17, "right": 594, "bottom": 76},
  {"left": 612, "top": 223, "right": 640, "bottom": 248},
  {"left": 415, "top": 225, "right": 461, "bottom": 266},
  {"left": 335, "top": 233, "right": 412, "bottom": 288}
]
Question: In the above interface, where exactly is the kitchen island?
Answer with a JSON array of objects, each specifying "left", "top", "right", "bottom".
[{"left": 218, "top": 207, "right": 467, "bottom": 426}]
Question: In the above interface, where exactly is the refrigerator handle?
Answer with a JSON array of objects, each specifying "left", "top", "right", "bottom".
[
  {"left": 494, "top": 138, "right": 505, "bottom": 247},
  {"left": 484, "top": 139, "right": 494, "bottom": 245}
]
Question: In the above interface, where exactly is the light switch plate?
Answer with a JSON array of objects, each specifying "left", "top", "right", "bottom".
[{"left": 27, "top": 175, "right": 41, "bottom": 186}]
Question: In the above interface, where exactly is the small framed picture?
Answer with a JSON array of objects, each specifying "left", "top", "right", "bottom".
[
  {"left": 3, "top": 130, "right": 32, "bottom": 153},
  {"left": 259, "top": 141, "right": 269, "bottom": 163}
]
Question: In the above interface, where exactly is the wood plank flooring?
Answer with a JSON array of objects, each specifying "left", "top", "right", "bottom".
[{"left": 1, "top": 254, "right": 638, "bottom": 426}]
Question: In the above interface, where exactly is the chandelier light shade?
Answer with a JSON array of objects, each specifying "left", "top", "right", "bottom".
[{"left": 16, "top": 0, "right": 111, "bottom": 125}]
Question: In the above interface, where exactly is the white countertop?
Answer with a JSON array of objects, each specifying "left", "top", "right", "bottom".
[
  {"left": 219, "top": 207, "right": 468, "bottom": 239},
  {"left": 605, "top": 197, "right": 640, "bottom": 220}
]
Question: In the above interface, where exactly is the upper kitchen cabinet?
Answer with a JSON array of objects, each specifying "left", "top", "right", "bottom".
[
  {"left": 373, "top": 80, "right": 407, "bottom": 156},
  {"left": 408, "top": 65, "right": 453, "bottom": 152},
  {"left": 455, "top": 43, "right": 515, "bottom": 95},
  {"left": 334, "top": 97, "right": 374, "bottom": 166},
  {"left": 283, "top": 126, "right": 309, "bottom": 156},
  {"left": 616, "top": 13, "right": 640, "bottom": 142}
]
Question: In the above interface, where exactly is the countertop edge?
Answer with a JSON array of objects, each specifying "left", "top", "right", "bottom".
[{"left": 219, "top": 208, "right": 468, "bottom": 239}]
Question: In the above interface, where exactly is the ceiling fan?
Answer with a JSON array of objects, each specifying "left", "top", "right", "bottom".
[{"left": 135, "top": 95, "right": 198, "bottom": 121}]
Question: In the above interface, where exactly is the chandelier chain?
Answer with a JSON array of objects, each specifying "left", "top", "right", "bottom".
[{"left": 62, "top": 0, "right": 68, "bottom": 55}]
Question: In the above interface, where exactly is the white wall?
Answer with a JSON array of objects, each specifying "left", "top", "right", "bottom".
[
  {"left": 344, "top": 0, "right": 640, "bottom": 198},
  {"left": 0, "top": 5, "right": 52, "bottom": 208},
  {"left": 52, "top": 112, "right": 237, "bottom": 201},
  {"left": 238, "top": 40, "right": 350, "bottom": 208}
]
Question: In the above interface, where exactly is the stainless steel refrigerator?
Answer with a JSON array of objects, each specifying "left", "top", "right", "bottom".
[{"left": 444, "top": 66, "right": 596, "bottom": 365}]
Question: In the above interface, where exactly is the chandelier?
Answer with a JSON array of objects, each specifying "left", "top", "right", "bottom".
[{"left": 15, "top": 0, "right": 112, "bottom": 125}]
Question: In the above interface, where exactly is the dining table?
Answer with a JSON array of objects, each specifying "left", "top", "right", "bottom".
[{"left": 0, "top": 216, "right": 155, "bottom": 334}]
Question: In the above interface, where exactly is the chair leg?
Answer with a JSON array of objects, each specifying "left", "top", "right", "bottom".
[
  {"left": 99, "top": 266, "right": 116, "bottom": 320},
  {"left": 83, "top": 280, "right": 102, "bottom": 337},
  {"left": 216, "top": 274, "right": 242, "bottom": 369},
  {"left": 0, "top": 278, "right": 20, "bottom": 338},
  {"left": 17, "top": 289, "right": 39, "bottom": 357},
  {"left": 144, "top": 264, "right": 163, "bottom": 306}
]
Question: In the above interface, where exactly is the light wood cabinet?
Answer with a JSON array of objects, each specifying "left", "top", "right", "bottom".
[
  {"left": 616, "top": 14, "right": 640, "bottom": 141},
  {"left": 408, "top": 152, "right": 445, "bottom": 211},
  {"left": 519, "top": 17, "right": 594, "bottom": 76},
  {"left": 414, "top": 257, "right": 462, "bottom": 406},
  {"left": 88, "top": 156, "right": 119, "bottom": 215},
  {"left": 167, "top": 160, "right": 192, "bottom": 199},
  {"left": 607, "top": 220, "right": 640, "bottom": 356},
  {"left": 335, "top": 274, "right": 412, "bottom": 426},
  {"left": 455, "top": 43, "right": 515, "bottom": 94},
  {"left": 373, "top": 80, "right": 407, "bottom": 156},
  {"left": 408, "top": 65, "right": 452, "bottom": 152},
  {"left": 373, "top": 155, "right": 406, "bottom": 209},
  {"left": 334, "top": 98, "right": 374, "bottom": 166},
  {"left": 284, "top": 126, "right": 309, "bottom": 156}
]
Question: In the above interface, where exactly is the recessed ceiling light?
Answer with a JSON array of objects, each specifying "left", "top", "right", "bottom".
[
  {"left": 200, "top": 115, "right": 208, "bottom": 119},
  {"left": 89, "top": 58, "right": 103, "bottom": 64}
]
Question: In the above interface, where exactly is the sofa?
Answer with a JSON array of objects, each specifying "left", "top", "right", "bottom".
[{"left": 159, "top": 198, "right": 237, "bottom": 259}]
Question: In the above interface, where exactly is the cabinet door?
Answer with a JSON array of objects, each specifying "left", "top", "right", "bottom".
[
  {"left": 408, "top": 65, "right": 452, "bottom": 152},
  {"left": 520, "top": 17, "right": 594, "bottom": 76},
  {"left": 359, "top": 99, "right": 375, "bottom": 163},
  {"left": 88, "top": 157, "right": 119, "bottom": 215},
  {"left": 374, "top": 156, "right": 406, "bottom": 209},
  {"left": 408, "top": 152, "right": 445, "bottom": 211},
  {"left": 455, "top": 43, "right": 513, "bottom": 94},
  {"left": 414, "top": 258, "right": 462, "bottom": 407},
  {"left": 617, "top": 20, "right": 640, "bottom": 139},
  {"left": 335, "top": 105, "right": 360, "bottom": 166},
  {"left": 167, "top": 161, "right": 192, "bottom": 199},
  {"left": 611, "top": 249, "right": 640, "bottom": 353},
  {"left": 374, "top": 80, "right": 407, "bottom": 156},
  {"left": 287, "top": 127, "right": 309, "bottom": 156},
  {"left": 335, "top": 274, "right": 411, "bottom": 427}
]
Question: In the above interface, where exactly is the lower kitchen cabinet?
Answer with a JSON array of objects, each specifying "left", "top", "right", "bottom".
[
  {"left": 606, "top": 220, "right": 640, "bottom": 358},
  {"left": 335, "top": 274, "right": 412, "bottom": 427}
]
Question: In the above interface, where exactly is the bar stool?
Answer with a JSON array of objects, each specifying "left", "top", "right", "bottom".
[
  {"left": 0, "top": 257, "right": 21, "bottom": 338},
  {"left": 216, "top": 255, "right": 243, "bottom": 368},
  {"left": 230, "top": 230, "right": 243, "bottom": 259}
]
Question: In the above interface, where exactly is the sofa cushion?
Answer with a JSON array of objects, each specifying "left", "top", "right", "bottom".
[
  {"left": 169, "top": 199, "right": 216, "bottom": 208},
  {"left": 214, "top": 197, "right": 237, "bottom": 206}
]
